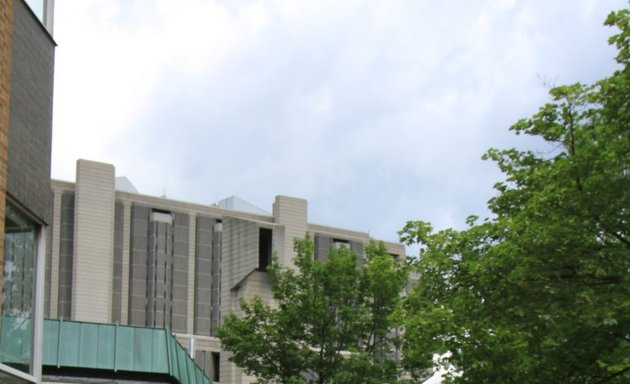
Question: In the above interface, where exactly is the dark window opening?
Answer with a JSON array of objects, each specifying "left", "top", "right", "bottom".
[
  {"left": 259, "top": 228, "right": 272, "bottom": 271},
  {"left": 332, "top": 238, "right": 350, "bottom": 250},
  {"left": 212, "top": 352, "right": 220, "bottom": 382}
]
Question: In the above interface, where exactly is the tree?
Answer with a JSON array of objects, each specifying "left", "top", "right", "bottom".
[
  {"left": 400, "top": 7, "right": 630, "bottom": 384},
  {"left": 218, "top": 235, "right": 409, "bottom": 384}
]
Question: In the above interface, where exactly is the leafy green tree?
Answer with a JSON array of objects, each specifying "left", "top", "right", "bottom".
[
  {"left": 219, "top": 235, "right": 409, "bottom": 384},
  {"left": 400, "top": 7, "right": 630, "bottom": 384}
]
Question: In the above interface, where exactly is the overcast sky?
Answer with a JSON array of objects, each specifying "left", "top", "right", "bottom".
[{"left": 51, "top": 0, "right": 625, "bottom": 248}]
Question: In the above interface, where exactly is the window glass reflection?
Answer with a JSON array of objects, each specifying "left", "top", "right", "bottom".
[
  {"left": 0, "top": 205, "right": 36, "bottom": 374},
  {"left": 24, "top": 0, "right": 45, "bottom": 23}
]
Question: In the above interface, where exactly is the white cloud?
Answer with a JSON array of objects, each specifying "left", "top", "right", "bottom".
[{"left": 52, "top": 0, "right": 627, "bottom": 245}]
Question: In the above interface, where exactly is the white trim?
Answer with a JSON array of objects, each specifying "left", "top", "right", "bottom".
[
  {"left": 32, "top": 226, "right": 47, "bottom": 382},
  {"left": 0, "top": 363, "right": 37, "bottom": 383},
  {"left": 173, "top": 333, "right": 220, "bottom": 342},
  {"left": 44, "top": 0, "right": 54, "bottom": 34},
  {"left": 188, "top": 337, "right": 195, "bottom": 358}
]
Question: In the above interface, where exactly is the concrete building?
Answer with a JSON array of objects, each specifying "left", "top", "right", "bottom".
[
  {"left": 47, "top": 159, "right": 405, "bottom": 383},
  {"left": 0, "top": 0, "right": 55, "bottom": 382}
]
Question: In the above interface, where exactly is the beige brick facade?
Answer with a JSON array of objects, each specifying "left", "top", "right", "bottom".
[{"left": 72, "top": 160, "right": 116, "bottom": 323}]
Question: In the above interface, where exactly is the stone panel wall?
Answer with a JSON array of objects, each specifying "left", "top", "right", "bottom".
[{"left": 6, "top": 0, "right": 54, "bottom": 223}]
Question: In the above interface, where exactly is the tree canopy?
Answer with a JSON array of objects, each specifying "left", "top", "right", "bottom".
[
  {"left": 218, "top": 235, "right": 409, "bottom": 384},
  {"left": 400, "top": 7, "right": 630, "bottom": 384}
]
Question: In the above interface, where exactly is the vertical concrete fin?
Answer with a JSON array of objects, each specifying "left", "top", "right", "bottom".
[
  {"left": 72, "top": 159, "right": 115, "bottom": 323},
  {"left": 272, "top": 195, "right": 307, "bottom": 269}
]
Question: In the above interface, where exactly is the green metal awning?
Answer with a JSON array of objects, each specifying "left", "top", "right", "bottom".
[{"left": 1, "top": 317, "right": 211, "bottom": 384}]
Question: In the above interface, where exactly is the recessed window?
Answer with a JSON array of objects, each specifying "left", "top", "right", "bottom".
[
  {"left": 212, "top": 352, "right": 220, "bottom": 382},
  {"left": 258, "top": 228, "right": 272, "bottom": 271},
  {"left": 332, "top": 238, "right": 350, "bottom": 250},
  {"left": 150, "top": 210, "right": 173, "bottom": 225}
]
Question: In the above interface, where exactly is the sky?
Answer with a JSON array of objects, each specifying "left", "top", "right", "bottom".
[{"left": 51, "top": 0, "right": 626, "bottom": 250}]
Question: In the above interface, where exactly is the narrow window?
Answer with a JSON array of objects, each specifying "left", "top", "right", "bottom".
[
  {"left": 212, "top": 352, "right": 221, "bottom": 382},
  {"left": 258, "top": 228, "right": 272, "bottom": 271}
]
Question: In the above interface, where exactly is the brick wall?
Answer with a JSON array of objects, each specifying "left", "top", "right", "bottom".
[{"left": 0, "top": 0, "right": 15, "bottom": 307}]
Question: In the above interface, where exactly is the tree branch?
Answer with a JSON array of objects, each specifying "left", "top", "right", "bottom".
[{"left": 595, "top": 365, "right": 630, "bottom": 383}]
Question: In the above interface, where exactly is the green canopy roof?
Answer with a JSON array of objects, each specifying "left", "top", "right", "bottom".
[{"left": 1, "top": 317, "right": 211, "bottom": 384}]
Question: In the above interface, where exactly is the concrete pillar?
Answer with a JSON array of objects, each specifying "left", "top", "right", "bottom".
[
  {"left": 49, "top": 190, "right": 61, "bottom": 318},
  {"left": 120, "top": 200, "right": 131, "bottom": 324},
  {"left": 72, "top": 159, "right": 115, "bottom": 323},
  {"left": 187, "top": 214, "right": 196, "bottom": 334},
  {"left": 272, "top": 195, "right": 308, "bottom": 268}
]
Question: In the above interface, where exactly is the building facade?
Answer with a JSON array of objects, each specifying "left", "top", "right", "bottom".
[
  {"left": 0, "top": 0, "right": 55, "bottom": 383},
  {"left": 47, "top": 159, "right": 405, "bottom": 384}
]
